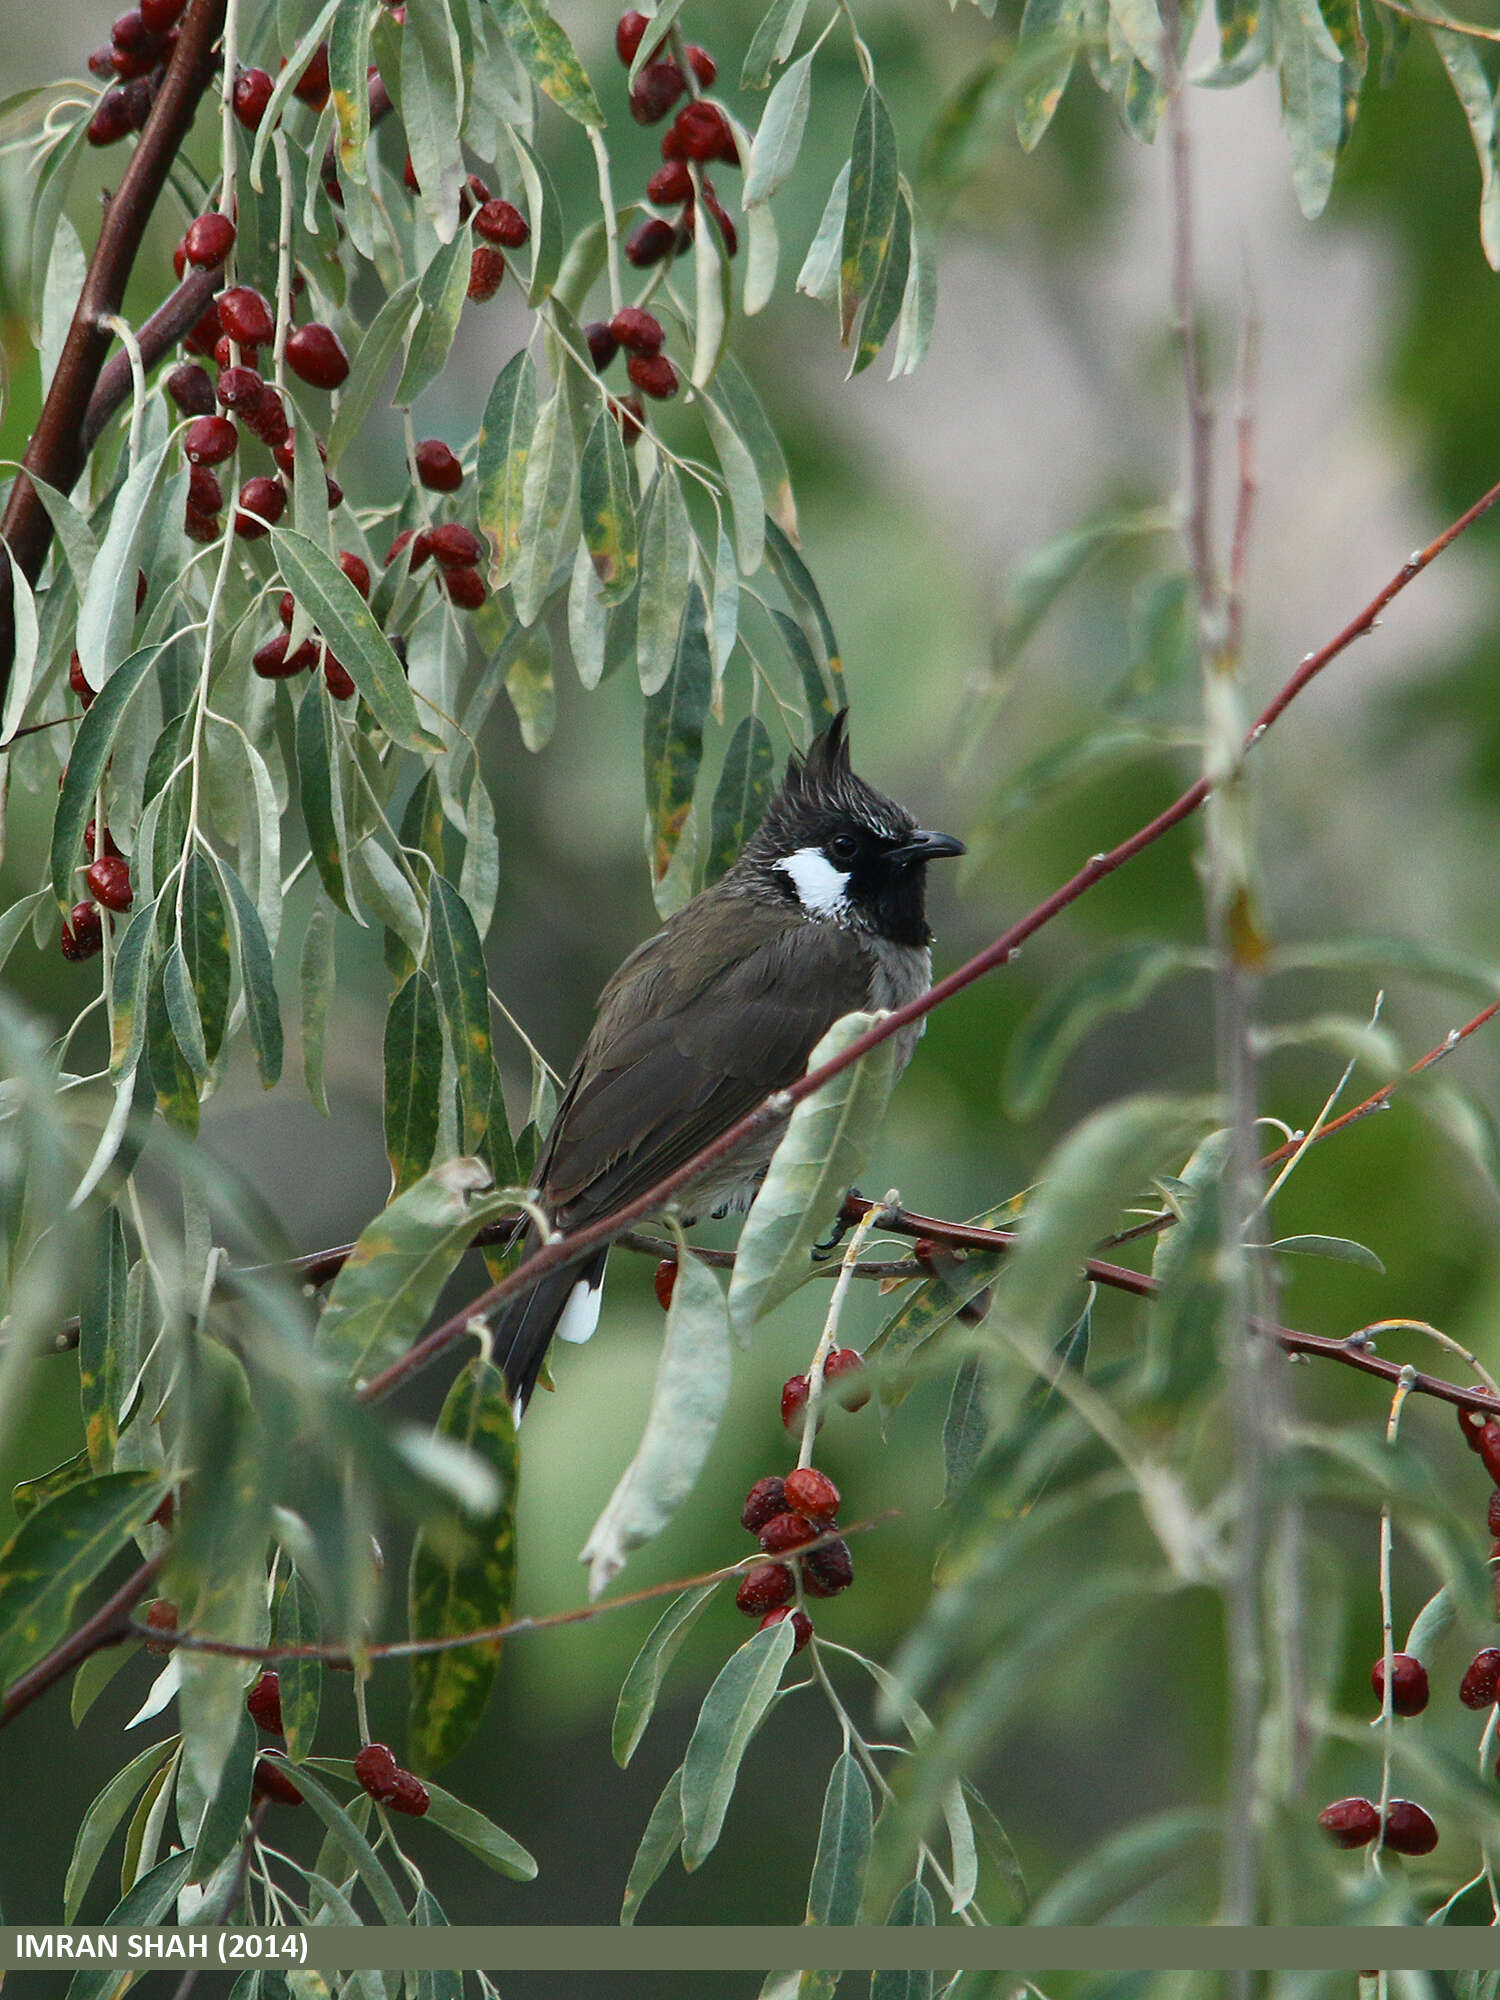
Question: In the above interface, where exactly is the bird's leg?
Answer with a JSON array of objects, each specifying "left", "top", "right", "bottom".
[{"left": 811, "top": 1189, "right": 864, "bottom": 1261}]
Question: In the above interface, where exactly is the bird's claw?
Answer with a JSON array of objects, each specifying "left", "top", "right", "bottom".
[{"left": 811, "top": 1190, "right": 863, "bottom": 1261}]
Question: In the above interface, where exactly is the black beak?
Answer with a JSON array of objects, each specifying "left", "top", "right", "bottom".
[{"left": 889, "top": 829, "right": 966, "bottom": 865}]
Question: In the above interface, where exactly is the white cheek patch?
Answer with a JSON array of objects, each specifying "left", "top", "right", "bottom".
[
  {"left": 555, "top": 1274, "right": 604, "bottom": 1345},
  {"left": 775, "top": 846, "right": 851, "bottom": 918}
]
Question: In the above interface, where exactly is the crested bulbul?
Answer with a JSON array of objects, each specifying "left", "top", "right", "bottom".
[{"left": 494, "top": 710, "right": 964, "bottom": 1413}]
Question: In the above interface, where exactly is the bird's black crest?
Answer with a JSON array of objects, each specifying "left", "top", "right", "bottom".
[{"left": 759, "top": 708, "right": 915, "bottom": 848}]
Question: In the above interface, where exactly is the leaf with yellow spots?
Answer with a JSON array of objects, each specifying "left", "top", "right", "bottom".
[
  {"left": 496, "top": 0, "right": 604, "bottom": 127},
  {"left": 407, "top": 1358, "right": 518, "bottom": 1771},
  {"left": 429, "top": 874, "right": 511, "bottom": 1178},
  {"left": 79, "top": 1208, "right": 130, "bottom": 1471},
  {"left": 839, "top": 87, "right": 899, "bottom": 346},
  {"left": 643, "top": 584, "right": 711, "bottom": 911},
  {"left": 180, "top": 851, "right": 231, "bottom": 1066},
  {"left": 328, "top": 0, "right": 372, "bottom": 173},
  {"left": 385, "top": 969, "right": 443, "bottom": 1193},
  {"left": 0, "top": 1468, "right": 163, "bottom": 1691},
  {"left": 579, "top": 410, "right": 638, "bottom": 604},
  {"left": 477, "top": 351, "right": 538, "bottom": 591}
]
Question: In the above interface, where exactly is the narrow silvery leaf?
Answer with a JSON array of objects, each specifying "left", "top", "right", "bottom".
[
  {"left": 395, "top": 234, "right": 470, "bottom": 404},
  {"left": 581, "top": 1250, "right": 732, "bottom": 1598},
  {"left": 1, "top": 548, "right": 40, "bottom": 739},
  {"left": 742, "top": 0, "right": 813, "bottom": 87},
  {"left": 869, "top": 1882, "right": 935, "bottom": 1997},
  {"left": 699, "top": 395, "right": 765, "bottom": 577},
  {"left": 579, "top": 409, "right": 638, "bottom": 602},
  {"left": 613, "top": 1580, "right": 721, "bottom": 1767},
  {"left": 510, "top": 382, "right": 578, "bottom": 626},
  {"left": 710, "top": 517, "right": 740, "bottom": 687},
  {"left": 679, "top": 1617, "right": 796, "bottom": 1868},
  {"left": 850, "top": 182, "right": 911, "bottom": 377},
  {"left": 1280, "top": 0, "right": 1344, "bottom": 219},
  {"left": 78, "top": 1209, "right": 129, "bottom": 1472},
  {"left": 621, "top": 1766, "right": 684, "bottom": 1925},
  {"left": 745, "top": 200, "right": 780, "bottom": 315},
  {"left": 220, "top": 862, "right": 283, "bottom": 1088},
  {"left": 693, "top": 200, "right": 732, "bottom": 388},
  {"left": 51, "top": 643, "right": 165, "bottom": 912},
  {"left": 428, "top": 874, "right": 499, "bottom": 1155},
  {"left": 477, "top": 349, "right": 539, "bottom": 589},
  {"left": 300, "top": 899, "right": 335, "bottom": 1114},
  {"left": 296, "top": 678, "right": 350, "bottom": 917},
  {"left": 0, "top": 1469, "right": 163, "bottom": 1690},
  {"left": 745, "top": 52, "right": 815, "bottom": 205},
  {"left": 568, "top": 537, "right": 608, "bottom": 689},
  {"left": 329, "top": 280, "right": 419, "bottom": 466},
  {"left": 1016, "top": 0, "right": 1087, "bottom": 150},
  {"left": 502, "top": 126, "right": 565, "bottom": 303},
  {"left": 626, "top": 0, "right": 689, "bottom": 82},
  {"left": 274, "top": 1567, "right": 322, "bottom": 1762},
  {"left": 839, "top": 88, "right": 900, "bottom": 345},
  {"left": 180, "top": 851, "right": 231, "bottom": 1066},
  {"left": 63, "top": 1735, "right": 180, "bottom": 1924},
  {"left": 506, "top": 623, "right": 556, "bottom": 751},
  {"left": 729, "top": 1012, "right": 898, "bottom": 1338},
  {"left": 714, "top": 355, "right": 798, "bottom": 542},
  {"left": 807, "top": 1751, "right": 874, "bottom": 1926},
  {"left": 891, "top": 197, "right": 937, "bottom": 377},
  {"left": 496, "top": 0, "right": 604, "bottom": 125},
  {"left": 942, "top": 1356, "right": 989, "bottom": 1503},
  {"left": 637, "top": 472, "right": 694, "bottom": 696},
  {"left": 75, "top": 444, "right": 171, "bottom": 693},
  {"left": 400, "top": 0, "right": 466, "bottom": 242}
]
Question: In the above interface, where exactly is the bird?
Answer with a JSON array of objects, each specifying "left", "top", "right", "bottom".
[{"left": 494, "top": 708, "right": 965, "bottom": 1414}]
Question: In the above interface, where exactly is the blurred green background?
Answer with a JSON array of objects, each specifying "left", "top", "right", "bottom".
[{"left": 6, "top": 0, "right": 1500, "bottom": 1958}]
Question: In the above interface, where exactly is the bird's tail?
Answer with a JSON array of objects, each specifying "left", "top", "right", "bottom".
[{"left": 492, "top": 1235, "right": 609, "bottom": 1416}]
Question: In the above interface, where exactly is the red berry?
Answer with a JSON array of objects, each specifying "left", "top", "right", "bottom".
[
  {"left": 338, "top": 551, "right": 371, "bottom": 597},
  {"left": 403, "top": 151, "right": 421, "bottom": 194},
  {"left": 216, "top": 364, "right": 264, "bottom": 410},
  {"left": 415, "top": 438, "right": 463, "bottom": 491},
  {"left": 409, "top": 529, "right": 434, "bottom": 566},
  {"left": 735, "top": 1561, "right": 794, "bottom": 1616},
  {"left": 88, "top": 47, "right": 116, "bottom": 79},
  {"left": 425, "top": 523, "right": 483, "bottom": 570},
  {"left": 184, "top": 506, "right": 220, "bottom": 543},
  {"left": 781, "top": 1374, "right": 812, "bottom": 1434},
  {"left": 664, "top": 100, "right": 736, "bottom": 165},
  {"left": 616, "top": 9, "right": 649, "bottom": 63},
  {"left": 87, "top": 89, "right": 133, "bottom": 146},
  {"left": 1461, "top": 1648, "right": 1500, "bottom": 1708},
  {"left": 172, "top": 241, "right": 189, "bottom": 279},
  {"left": 1317, "top": 1797, "right": 1379, "bottom": 1849},
  {"left": 386, "top": 529, "right": 419, "bottom": 567},
  {"left": 685, "top": 44, "right": 716, "bottom": 87},
  {"left": 783, "top": 1466, "right": 840, "bottom": 1523},
  {"left": 647, "top": 160, "right": 693, "bottom": 205},
  {"left": 184, "top": 414, "right": 237, "bottom": 465},
  {"left": 1489, "top": 1489, "right": 1500, "bottom": 1536},
  {"left": 182, "top": 300, "right": 222, "bottom": 356},
  {"left": 121, "top": 76, "right": 155, "bottom": 132},
  {"left": 759, "top": 1605, "right": 813, "bottom": 1652},
  {"left": 741, "top": 1476, "right": 788, "bottom": 1535},
  {"left": 1371, "top": 1652, "right": 1428, "bottom": 1717},
  {"left": 232, "top": 67, "right": 274, "bottom": 130},
  {"left": 245, "top": 1670, "right": 283, "bottom": 1734},
  {"left": 325, "top": 474, "right": 344, "bottom": 511},
  {"left": 653, "top": 1258, "right": 677, "bottom": 1310},
  {"left": 1480, "top": 1420, "right": 1500, "bottom": 1486},
  {"left": 253, "top": 634, "right": 298, "bottom": 679},
  {"left": 631, "top": 58, "right": 684, "bottom": 125},
  {"left": 139, "top": 0, "right": 185, "bottom": 30},
  {"left": 385, "top": 1769, "right": 431, "bottom": 1816},
  {"left": 244, "top": 384, "right": 290, "bottom": 447},
  {"left": 353, "top": 1742, "right": 400, "bottom": 1799},
  {"left": 278, "top": 592, "right": 296, "bottom": 626},
  {"left": 184, "top": 212, "right": 235, "bottom": 267},
  {"left": 251, "top": 1757, "right": 303, "bottom": 1806},
  {"left": 111, "top": 40, "right": 163, "bottom": 79},
  {"left": 468, "top": 246, "right": 506, "bottom": 302},
  {"left": 627, "top": 351, "right": 677, "bottom": 401},
  {"left": 214, "top": 335, "right": 252, "bottom": 373},
  {"left": 759, "top": 1511, "right": 817, "bottom": 1555},
  {"left": 585, "top": 321, "right": 619, "bottom": 371},
  {"left": 474, "top": 199, "right": 529, "bottom": 248},
  {"left": 272, "top": 431, "right": 324, "bottom": 476},
  {"left": 111, "top": 11, "right": 151, "bottom": 50},
  {"left": 218, "top": 287, "right": 275, "bottom": 347},
  {"left": 134, "top": 568, "right": 147, "bottom": 614},
  {"left": 824, "top": 1348, "right": 869, "bottom": 1410},
  {"left": 187, "top": 464, "right": 222, "bottom": 514},
  {"left": 234, "top": 474, "right": 286, "bottom": 539},
  {"left": 625, "top": 217, "right": 677, "bottom": 267},
  {"left": 612, "top": 394, "right": 646, "bottom": 446},
  {"left": 285, "top": 321, "right": 350, "bottom": 390},
  {"left": 287, "top": 638, "right": 321, "bottom": 672},
  {"left": 84, "top": 819, "right": 121, "bottom": 859},
  {"left": 1381, "top": 1799, "right": 1438, "bottom": 1856},
  {"left": 142, "top": 1599, "right": 178, "bottom": 1653},
  {"left": 323, "top": 653, "right": 356, "bottom": 699},
  {"left": 442, "top": 566, "right": 486, "bottom": 609},
  {"left": 87, "top": 856, "right": 133, "bottom": 912},
  {"left": 69, "top": 651, "right": 95, "bottom": 710},
  {"left": 801, "top": 1535, "right": 853, "bottom": 1598},
  {"left": 610, "top": 307, "right": 664, "bottom": 354},
  {"left": 466, "top": 173, "right": 492, "bottom": 208},
  {"left": 294, "top": 43, "right": 331, "bottom": 108},
  {"left": 166, "top": 363, "right": 214, "bottom": 417}
]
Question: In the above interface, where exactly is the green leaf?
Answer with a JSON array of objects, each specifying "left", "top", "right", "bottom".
[
  {"left": 613, "top": 1580, "right": 721, "bottom": 1768},
  {"left": 65, "top": 1852, "right": 194, "bottom": 1998},
  {"left": 764, "top": 519, "right": 844, "bottom": 710},
  {"left": 742, "top": 0, "right": 813, "bottom": 87},
  {"left": 399, "top": 0, "right": 467, "bottom": 241},
  {"left": 147, "top": 964, "right": 198, "bottom": 1133},
  {"left": 807, "top": 1750, "right": 873, "bottom": 1926},
  {"left": 579, "top": 409, "right": 638, "bottom": 602},
  {"left": 1279, "top": 0, "right": 1344, "bottom": 219},
  {"left": 328, "top": 0, "right": 374, "bottom": 175},
  {"left": 1269, "top": 1232, "right": 1385, "bottom": 1273},
  {"left": 506, "top": 621, "right": 557, "bottom": 751},
  {"left": 163, "top": 939, "right": 208, "bottom": 1080},
  {"left": 408, "top": 1358, "right": 518, "bottom": 1771},
  {"left": 745, "top": 51, "right": 816, "bottom": 205},
  {"left": 636, "top": 472, "right": 695, "bottom": 697},
  {"left": 625, "top": 0, "right": 690, "bottom": 81},
  {"left": 396, "top": 235, "right": 471, "bottom": 405},
  {"left": 180, "top": 850, "right": 231, "bottom": 1065},
  {"left": 503, "top": 127, "right": 565, "bottom": 304},
  {"left": 568, "top": 537, "right": 609, "bottom": 688},
  {"left": 511, "top": 380, "right": 578, "bottom": 626},
  {"left": 798, "top": 161, "right": 850, "bottom": 301},
  {"left": 1029, "top": 1807, "right": 1219, "bottom": 1923},
  {"left": 280, "top": 1763, "right": 410, "bottom": 1924},
  {"left": 429, "top": 873, "right": 498, "bottom": 1157},
  {"left": 581, "top": 1250, "right": 732, "bottom": 1598},
  {"left": 385, "top": 970, "right": 443, "bottom": 1192},
  {"left": 422, "top": 1774, "right": 537, "bottom": 1878},
  {"left": 692, "top": 190, "right": 733, "bottom": 388},
  {"left": 709, "top": 517, "right": 740, "bottom": 685},
  {"left": 272, "top": 529, "right": 439, "bottom": 752},
  {"left": 74, "top": 441, "right": 171, "bottom": 692},
  {"left": 728, "top": 1012, "right": 899, "bottom": 1338},
  {"left": 296, "top": 679, "right": 350, "bottom": 917},
  {"left": 643, "top": 582, "right": 712, "bottom": 906},
  {"left": 189, "top": 1706, "right": 256, "bottom": 1885},
  {"left": 942, "top": 1355, "right": 989, "bottom": 1504},
  {"left": 850, "top": 180, "right": 912, "bottom": 377},
  {"left": 1006, "top": 940, "right": 1209, "bottom": 1118},
  {"left": 64, "top": 1734, "right": 181, "bottom": 1923},
  {"left": 329, "top": 280, "right": 419, "bottom": 466},
  {"left": 300, "top": 898, "right": 335, "bottom": 1114},
  {"left": 699, "top": 392, "right": 767, "bottom": 577},
  {"left": 78, "top": 1208, "right": 129, "bottom": 1472},
  {"left": 221, "top": 861, "right": 284, "bottom": 1088},
  {"left": 869, "top": 1881, "right": 935, "bottom": 1996},
  {"left": 50, "top": 642, "right": 164, "bottom": 912},
  {"left": 496, "top": 0, "right": 604, "bottom": 124},
  {"left": 706, "top": 713, "right": 775, "bottom": 883},
  {"left": 11, "top": 1449, "right": 92, "bottom": 1520},
  {"left": 316, "top": 1158, "right": 521, "bottom": 1382},
  {"left": 715, "top": 354, "right": 798, "bottom": 545},
  {"left": 0, "top": 1468, "right": 163, "bottom": 1690},
  {"left": 1431, "top": 25, "right": 1500, "bottom": 267},
  {"left": 1017, "top": 0, "right": 1087, "bottom": 149},
  {"left": 621, "top": 1765, "right": 684, "bottom": 1924},
  {"left": 840, "top": 88, "right": 900, "bottom": 345},
  {"left": 477, "top": 350, "right": 539, "bottom": 589},
  {"left": 890, "top": 196, "right": 937, "bottom": 378},
  {"left": 273, "top": 1567, "right": 322, "bottom": 1762},
  {"left": 680, "top": 1617, "right": 797, "bottom": 1868}
]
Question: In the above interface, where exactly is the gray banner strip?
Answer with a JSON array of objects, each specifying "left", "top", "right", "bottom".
[{"left": 4, "top": 1929, "right": 1500, "bottom": 1973}]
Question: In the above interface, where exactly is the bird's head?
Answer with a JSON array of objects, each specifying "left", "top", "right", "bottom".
[{"left": 736, "top": 709, "right": 965, "bottom": 946}]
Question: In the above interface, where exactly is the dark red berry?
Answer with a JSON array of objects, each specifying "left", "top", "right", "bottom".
[
  {"left": 415, "top": 438, "right": 463, "bottom": 491},
  {"left": 243, "top": 384, "right": 290, "bottom": 447},
  {"left": 139, "top": 0, "right": 185, "bottom": 30},
  {"left": 143, "top": 1599, "right": 177, "bottom": 1653},
  {"left": 172, "top": 241, "right": 188, "bottom": 280},
  {"left": 653, "top": 1259, "right": 677, "bottom": 1310},
  {"left": 1461, "top": 1648, "right": 1500, "bottom": 1708},
  {"left": 610, "top": 307, "right": 664, "bottom": 353},
  {"left": 216, "top": 364, "right": 264, "bottom": 410},
  {"left": 353, "top": 1743, "right": 400, "bottom": 1799},
  {"left": 473, "top": 198, "right": 529, "bottom": 248},
  {"left": 685, "top": 44, "right": 716, "bottom": 86},
  {"left": 166, "top": 363, "right": 215, "bottom": 417},
  {"left": 735, "top": 1561, "right": 794, "bottom": 1616},
  {"left": 631, "top": 58, "right": 684, "bottom": 125},
  {"left": 385, "top": 528, "right": 419, "bottom": 567},
  {"left": 759, "top": 1605, "right": 813, "bottom": 1652},
  {"left": 824, "top": 1348, "right": 869, "bottom": 1410},
  {"left": 324, "top": 474, "right": 344, "bottom": 510},
  {"left": 187, "top": 464, "right": 222, "bottom": 514},
  {"left": 69, "top": 652, "right": 95, "bottom": 710},
  {"left": 801, "top": 1535, "right": 854, "bottom": 1598},
  {"left": 612, "top": 394, "right": 646, "bottom": 446},
  {"left": 120, "top": 76, "right": 155, "bottom": 132},
  {"left": 466, "top": 173, "right": 492, "bottom": 208},
  {"left": 251, "top": 1757, "right": 303, "bottom": 1806},
  {"left": 234, "top": 474, "right": 286, "bottom": 539},
  {"left": 1489, "top": 1488, "right": 1500, "bottom": 1536},
  {"left": 468, "top": 246, "right": 506, "bottom": 302},
  {"left": 287, "top": 638, "right": 320, "bottom": 672},
  {"left": 293, "top": 44, "right": 331, "bottom": 108},
  {"left": 214, "top": 334, "right": 254, "bottom": 373},
  {"left": 134, "top": 566, "right": 148, "bottom": 611},
  {"left": 616, "top": 9, "right": 649, "bottom": 63},
  {"left": 184, "top": 506, "right": 220, "bottom": 543},
  {"left": 759, "top": 1511, "right": 817, "bottom": 1555},
  {"left": 403, "top": 151, "right": 421, "bottom": 194},
  {"left": 1381, "top": 1799, "right": 1438, "bottom": 1856},
  {"left": 182, "top": 300, "right": 223, "bottom": 356},
  {"left": 338, "top": 551, "right": 371, "bottom": 597},
  {"left": 87, "top": 856, "right": 133, "bottom": 912},
  {"left": 184, "top": 414, "right": 237, "bottom": 465},
  {"left": 87, "top": 88, "right": 133, "bottom": 146},
  {"left": 232, "top": 67, "right": 274, "bottom": 129},
  {"left": 218, "top": 286, "right": 275, "bottom": 347},
  {"left": 323, "top": 653, "right": 356, "bottom": 699},
  {"left": 278, "top": 592, "right": 296, "bottom": 626},
  {"left": 1371, "top": 1652, "right": 1429, "bottom": 1716},
  {"left": 424, "top": 523, "right": 483, "bottom": 570},
  {"left": 585, "top": 321, "right": 619, "bottom": 371},
  {"left": 84, "top": 819, "right": 121, "bottom": 860},
  {"left": 111, "top": 41, "right": 162, "bottom": 79},
  {"left": 1480, "top": 1420, "right": 1500, "bottom": 1486},
  {"left": 625, "top": 217, "right": 676, "bottom": 267},
  {"left": 783, "top": 1467, "right": 840, "bottom": 1523},
  {"left": 628, "top": 351, "right": 677, "bottom": 401},
  {"left": 781, "top": 1374, "right": 812, "bottom": 1434},
  {"left": 741, "top": 1476, "right": 787, "bottom": 1535},
  {"left": 88, "top": 46, "right": 116, "bottom": 79},
  {"left": 385, "top": 1769, "right": 430, "bottom": 1816},
  {"left": 442, "top": 566, "right": 486, "bottom": 609},
  {"left": 664, "top": 100, "right": 735, "bottom": 164},
  {"left": 285, "top": 321, "right": 350, "bottom": 389},
  {"left": 272, "top": 430, "right": 324, "bottom": 475},
  {"left": 1317, "top": 1797, "right": 1379, "bottom": 1849},
  {"left": 408, "top": 529, "right": 433, "bottom": 566},
  {"left": 246, "top": 1670, "right": 283, "bottom": 1734},
  {"left": 647, "top": 160, "right": 692, "bottom": 205},
  {"left": 252, "top": 634, "right": 299, "bottom": 679},
  {"left": 184, "top": 212, "right": 235, "bottom": 266},
  {"left": 111, "top": 11, "right": 152, "bottom": 51}
]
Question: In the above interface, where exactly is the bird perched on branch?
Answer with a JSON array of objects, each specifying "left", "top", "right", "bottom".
[{"left": 495, "top": 709, "right": 964, "bottom": 1413}]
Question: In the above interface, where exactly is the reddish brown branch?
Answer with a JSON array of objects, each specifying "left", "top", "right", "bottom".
[
  {"left": 0, "top": 1549, "right": 163, "bottom": 1728},
  {"left": 0, "top": 0, "right": 226, "bottom": 692},
  {"left": 79, "top": 263, "right": 222, "bottom": 458}
]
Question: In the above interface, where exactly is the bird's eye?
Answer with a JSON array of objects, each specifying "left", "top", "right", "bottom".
[{"left": 827, "top": 832, "right": 859, "bottom": 862}]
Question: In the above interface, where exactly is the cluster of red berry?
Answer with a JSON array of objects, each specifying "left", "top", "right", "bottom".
[
  {"left": 399, "top": 156, "right": 533, "bottom": 304},
  {"left": 1316, "top": 1408, "right": 1500, "bottom": 1860},
  {"left": 735, "top": 1463, "right": 853, "bottom": 1651},
  {"left": 248, "top": 1670, "right": 430, "bottom": 1813},
  {"left": 85, "top": 0, "right": 188, "bottom": 145},
  {"left": 615, "top": 11, "right": 739, "bottom": 268},
  {"left": 59, "top": 819, "right": 133, "bottom": 962}
]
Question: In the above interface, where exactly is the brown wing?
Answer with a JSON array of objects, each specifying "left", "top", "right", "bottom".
[{"left": 538, "top": 895, "right": 876, "bottom": 1225}]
